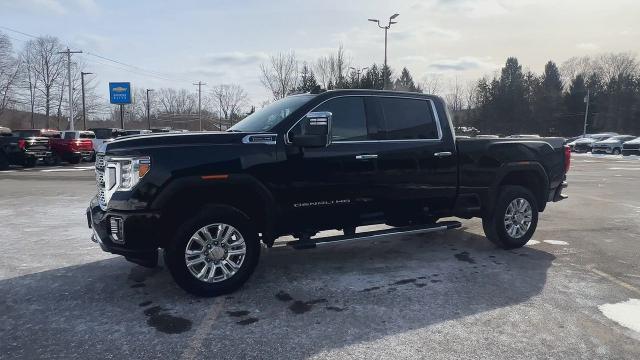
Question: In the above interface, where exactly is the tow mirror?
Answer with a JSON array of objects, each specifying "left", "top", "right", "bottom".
[{"left": 291, "top": 111, "right": 332, "bottom": 147}]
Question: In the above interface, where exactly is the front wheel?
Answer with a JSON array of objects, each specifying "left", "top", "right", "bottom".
[
  {"left": 482, "top": 185, "right": 539, "bottom": 249},
  {"left": 164, "top": 207, "right": 260, "bottom": 297},
  {"left": 23, "top": 157, "right": 37, "bottom": 168},
  {"left": 612, "top": 148, "right": 621, "bottom": 155}
]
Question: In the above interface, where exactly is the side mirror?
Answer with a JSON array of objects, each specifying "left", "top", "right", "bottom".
[{"left": 290, "top": 111, "right": 332, "bottom": 147}]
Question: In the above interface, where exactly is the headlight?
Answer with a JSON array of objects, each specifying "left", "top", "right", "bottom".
[{"left": 106, "top": 156, "right": 151, "bottom": 191}]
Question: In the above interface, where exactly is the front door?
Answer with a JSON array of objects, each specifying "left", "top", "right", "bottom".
[{"left": 281, "top": 95, "right": 382, "bottom": 232}]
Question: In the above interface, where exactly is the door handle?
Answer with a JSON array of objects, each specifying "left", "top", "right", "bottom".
[
  {"left": 433, "top": 152, "right": 452, "bottom": 158},
  {"left": 355, "top": 154, "right": 378, "bottom": 160}
]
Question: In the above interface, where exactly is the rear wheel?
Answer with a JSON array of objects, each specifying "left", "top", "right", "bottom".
[
  {"left": 23, "top": 157, "right": 37, "bottom": 168},
  {"left": 612, "top": 148, "right": 621, "bottom": 155},
  {"left": 164, "top": 206, "right": 260, "bottom": 297},
  {"left": 68, "top": 155, "right": 81, "bottom": 164},
  {"left": 482, "top": 185, "right": 538, "bottom": 249}
]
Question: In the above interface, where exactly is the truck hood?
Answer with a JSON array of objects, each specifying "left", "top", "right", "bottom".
[{"left": 104, "top": 131, "right": 266, "bottom": 152}]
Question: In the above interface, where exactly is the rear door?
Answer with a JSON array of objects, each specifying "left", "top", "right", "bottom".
[{"left": 374, "top": 96, "right": 457, "bottom": 214}]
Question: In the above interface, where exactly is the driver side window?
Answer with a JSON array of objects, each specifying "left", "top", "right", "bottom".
[{"left": 290, "top": 96, "right": 369, "bottom": 142}]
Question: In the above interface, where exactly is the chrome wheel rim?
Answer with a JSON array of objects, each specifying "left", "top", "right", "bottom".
[
  {"left": 503, "top": 198, "right": 532, "bottom": 239},
  {"left": 184, "top": 223, "right": 246, "bottom": 283}
]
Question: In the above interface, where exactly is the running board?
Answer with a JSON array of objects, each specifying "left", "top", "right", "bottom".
[{"left": 287, "top": 221, "right": 462, "bottom": 249}]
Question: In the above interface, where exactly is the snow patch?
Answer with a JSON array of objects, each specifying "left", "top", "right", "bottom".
[
  {"left": 543, "top": 240, "right": 569, "bottom": 245},
  {"left": 526, "top": 240, "right": 540, "bottom": 246},
  {"left": 599, "top": 299, "right": 640, "bottom": 333},
  {"left": 608, "top": 167, "right": 640, "bottom": 171}
]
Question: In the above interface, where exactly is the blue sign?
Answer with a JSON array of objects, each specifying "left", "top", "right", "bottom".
[{"left": 109, "top": 82, "right": 132, "bottom": 104}]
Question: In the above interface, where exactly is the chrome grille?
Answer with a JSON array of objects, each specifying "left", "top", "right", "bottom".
[
  {"left": 95, "top": 153, "right": 106, "bottom": 170},
  {"left": 95, "top": 153, "right": 107, "bottom": 209}
]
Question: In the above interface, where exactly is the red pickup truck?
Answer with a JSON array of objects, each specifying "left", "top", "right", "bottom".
[{"left": 50, "top": 131, "right": 96, "bottom": 164}]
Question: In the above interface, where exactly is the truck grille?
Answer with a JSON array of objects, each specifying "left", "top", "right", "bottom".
[{"left": 95, "top": 153, "right": 107, "bottom": 209}]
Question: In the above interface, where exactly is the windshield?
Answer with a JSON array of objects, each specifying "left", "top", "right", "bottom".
[
  {"left": 13, "top": 130, "right": 40, "bottom": 138},
  {"left": 228, "top": 95, "right": 314, "bottom": 132}
]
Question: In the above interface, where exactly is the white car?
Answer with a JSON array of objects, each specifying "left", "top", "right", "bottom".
[
  {"left": 622, "top": 137, "right": 640, "bottom": 156},
  {"left": 88, "top": 128, "right": 124, "bottom": 153},
  {"left": 592, "top": 135, "right": 637, "bottom": 155}
]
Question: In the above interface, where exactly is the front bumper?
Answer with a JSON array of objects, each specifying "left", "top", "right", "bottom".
[
  {"left": 87, "top": 196, "right": 160, "bottom": 267},
  {"left": 24, "top": 150, "right": 53, "bottom": 160},
  {"left": 573, "top": 144, "right": 592, "bottom": 153}
]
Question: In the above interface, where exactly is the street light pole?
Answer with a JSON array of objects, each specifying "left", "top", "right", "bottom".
[
  {"left": 146, "top": 89, "right": 154, "bottom": 130},
  {"left": 349, "top": 66, "right": 369, "bottom": 87},
  {"left": 583, "top": 89, "right": 590, "bottom": 136},
  {"left": 369, "top": 14, "right": 399, "bottom": 89},
  {"left": 80, "top": 72, "right": 92, "bottom": 130}
]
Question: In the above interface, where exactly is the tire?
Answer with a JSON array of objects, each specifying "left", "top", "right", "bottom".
[
  {"left": 482, "top": 185, "right": 538, "bottom": 249},
  {"left": 23, "top": 157, "right": 37, "bottom": 168},
  {"left": 45, "top": 155, "right": 61, "bottom": 166},
  {"left": 68, "top": 156, "right": 81, "bottom": 164},
  {"left": 164, "top": 206, "right": 260, "bottom": 297},
  {"left": 0, "top": 151, "right": 9, "bottom": 171},
  {"left": 612, "top": 148, "right": 621, "bottom": 155}
]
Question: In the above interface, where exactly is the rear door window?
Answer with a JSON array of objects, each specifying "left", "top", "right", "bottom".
[
  {"left": 64, "top": 132, "right": 76, "bottom": 140},
  {"left": 379, "top": 97, "right": 439, "bottom": 140}
]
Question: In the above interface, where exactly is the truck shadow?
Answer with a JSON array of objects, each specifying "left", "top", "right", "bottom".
[{"left": 0, "top": 227, "right": 554, "bottom": 359}]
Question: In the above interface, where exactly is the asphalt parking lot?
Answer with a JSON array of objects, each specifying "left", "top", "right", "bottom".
[{"left": 1, "top": 154, "right": 640, "bottom": 359}]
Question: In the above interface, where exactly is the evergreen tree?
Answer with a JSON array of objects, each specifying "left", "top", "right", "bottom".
[
  {"left": 563, "top": 74, "right": 588, "bottom": 134},
  {"left": 296, "top": 63, "right": 319, "bottom": 92},
  {"left": 495, "top": 57, "right": 529, "bottom": 134},
  {"left": 394, "top": 67, "right": 420, "bottom": 92},
  {"left": 381, "top": 64, "right": 393, "bottom": 90}
]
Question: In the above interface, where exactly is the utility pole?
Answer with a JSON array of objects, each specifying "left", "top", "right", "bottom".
[
  {"left": 80, "top": 72, "right": 92, "bottom": 130},
  {"left": 58, "top": 48, "right": 83, "bottom": 131},
  {"left": 146, "top": 89, "right": 154, "bottom": 130},
  {"left": 193, "top": 81, "right": 206, "bottom": 131},
  {"left": 583, "top": 89, "right": 590, "bottom": 136},
  {"left": 369, "top": 14, "right": 399, "bottom": 89}
]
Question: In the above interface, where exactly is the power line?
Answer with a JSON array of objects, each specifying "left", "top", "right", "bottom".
[{"left": 1, "top": 25, "right": 193, "bottom": 84}]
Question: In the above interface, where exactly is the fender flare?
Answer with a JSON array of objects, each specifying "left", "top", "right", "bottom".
[
  {"left": 486, "top": 161, "right": 550, "bottom": 215},
  {"left": 151, "top": 173, "right": 279, "bottom": 245}
]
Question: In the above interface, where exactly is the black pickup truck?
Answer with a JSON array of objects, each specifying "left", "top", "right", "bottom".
[
  {"left": 87, "top": 90, "right": 569, "bottom": 296},
  {"left": 0, "top": 128, "right": 54, "bottom": 170}
]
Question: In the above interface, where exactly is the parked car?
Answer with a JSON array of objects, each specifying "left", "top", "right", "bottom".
[
  {"left": 50, "top": 131, "right": 96, "bottom": 164},
  {"left": 87, "top": 90, "right": 569, "bottom": 297},
  {"left": 475, "top": 134, "right": 500, "bottom": 139},
  {"left": 592, "top": 135, "right": 637, "bottom": 155},
  {"left": 89, "top": 128, "right": 125, "bottom": 155},
  {"left": 150, "top": 127, "right": 173, "bottom": 133},
  {"left": 0, "top": 129, "right": 54, "bottom": 169},
  {"left": 122, "top": 129, "right": 152, "bottom": 136},
  {"left": 506, "top": 134, "right": 541, "bottom": 139},
  {"left": 571, "top": 133, "right": 618, "bottom": 153},
  {"left": 622, "top": 137, "right": 640, "bottom": 156}
]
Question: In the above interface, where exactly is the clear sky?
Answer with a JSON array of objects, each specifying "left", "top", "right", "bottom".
[{"left": 1, "top": 0, "right": 639, "bottom": 106}]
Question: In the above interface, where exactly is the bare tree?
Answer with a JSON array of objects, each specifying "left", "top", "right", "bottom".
[
  {"left": 260, "top": 51, "right": 299, "bottom": 100},
  {"left": 421, "top": 74, "right": 442, "bottom": 96},
  {"left": 19, "top": 42, "right": 39, "bottom": 127},
  {"left": 210, "top": 84, "right": 248, "bottom": 122},
  {"left": 0, "top": 32, "right": 21, "bottom": 117},
  {"left": 595, "top": 52, "right": 639, "bottom": 82},
  {"left": 445, "top": 77, "right": 464, "bottom": 112},
  {"left": 314, "top": 45, "right": 349, "bottom": 89},
  {"left": 26, "top": 36, "right": 65, "bottom": 127},
  {"left": 157, "top": 88, "right": 197, "bottom": 114}
]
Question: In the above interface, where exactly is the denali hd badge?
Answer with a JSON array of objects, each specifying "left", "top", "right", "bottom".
[{"left": 293, "top": 199, "right": 350, "bottom": 208}]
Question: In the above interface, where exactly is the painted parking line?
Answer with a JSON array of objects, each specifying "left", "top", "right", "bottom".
[{"left": 599, "top": 299, "right": 640, "bottom": 333}]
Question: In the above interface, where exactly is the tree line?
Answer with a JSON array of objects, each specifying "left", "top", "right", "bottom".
[
  {"left": 460, "top": 53, "right": 640, "bottom": 136},
  {"left": 260, "top": 49, "right": 640, "bottom": 136}
]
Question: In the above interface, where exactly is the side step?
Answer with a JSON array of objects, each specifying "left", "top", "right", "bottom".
[{"left": 287, "top": 220, "right": 462, "bottom": 249}]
